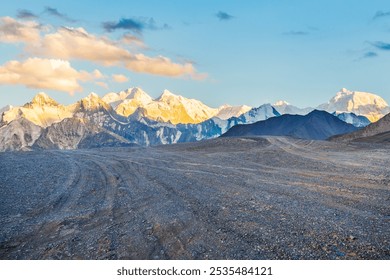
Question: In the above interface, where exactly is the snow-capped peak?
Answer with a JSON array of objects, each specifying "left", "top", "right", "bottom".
[
  {"left": 0, "top": 105, "right": 12, "bottom": 113},
  {"left": 113, "top": 87, "right": 153, "bottom": 117},
  {"left": 215, "top": 104, "right": 252, "bottom": 120},
  {"left": 3, "top": 93, "right": 73, "bottom": 128},
  {"left": 83, "top": 92, "right": 101, "bottom": 103},
  {"left": 273, "top": 100, "right": 314, "bottom": 115},
  {"left": 130, "top": 89, "right": 218, "bottom": 124},
  {"left": 273, "top": 100, "right": 290, "bottom": 106},
  {"left": 30, "top": 92, "right": 59, "bottom": 107},
  {"left": 161, "top": 89, "right": 174, "bottom": 96},
  {"left": 318, "top": 88, "right": 390, "bottom": 122},
  {"left": 79, "top": 92, "right": 110, "bottom": 111},
  {"left": 102, "top": 87, "right": 151, "bottom": 105},
  {"left": 218, "top": 104, "right": 231, "bottom": 109},
  {"left": 101, "top": 92, "right": 121, "bottom": 104},
  {"left": 235, "top": 103, "right": 280, "bottom": 124},
  {"left": 126, "top": 87, "right": 153, "bottom": 103},
  {"left": 158, "top": 89, "right": 182, "bottom": 102}
]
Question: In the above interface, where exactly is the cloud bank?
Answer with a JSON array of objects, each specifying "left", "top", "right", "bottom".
[
  {"left": 112, "top": 74, "right": 129, "bottom": 83},
  {"left": 373, "top": 11, "right": 390, "bottom": 20},
  {"left": 363, "top": 51, "right": 378, "bottom": 58},
  {"left": 0, "top": 16, "right": 206, "bottom": 89},
  {"left": 371, "top": 41, "right": 390, "bottom": 51},
  {"left": 0, "top": 58, "right": 100, "bottom": 94},
  {"left": 103, "top": 17, "right": 169, "bottom": 33},
  {"left": 283, "top": 30, "right": 309, "bottom": 36},
  {"left": 216, "top": 11, "right": 234, "bottom": 21},
  {"left": 16, "top": 9, "right": 38, "bottom": 19},
  {"left": 44, "top": 6, "right": 76, "bottom": 23},
  {"left": 0, "top": 16, "right": 41, "bottom": 43}
]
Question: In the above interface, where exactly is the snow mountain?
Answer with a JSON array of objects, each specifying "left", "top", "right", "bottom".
[
  {"left": 1, "top": 92, "right": 73, "bottom": 128},
  {"left": 333, "top": 112, "right": 370, "bottom": 128},
  {"left": 214, "top": 105, "right": 252, "bottom": 120},
  {"left": 318, "top": 88, "right": 390, "bottom": 122},
  {"left": 1, "top": 87, "right": 388, "bottom": 151},
  {"left": 0, "top": 90, "right": 279, "bottom": 150},
  {"left": 103, "top": 88, "right": 252, "bottom": 124},
  {"left": 110, "top": 88, "right": 153, "bottom": 117},
  {"left": 273, "top": 100, "right": 314, "bottom": 115},
  {"left": 331, "top": 112, "right": 390, "bottom": 143},
  {"left": 176, "top": 104, "right": 281, "bottom": 142},
  {"left": 234, "top": 104, "right": 280, "bottom": 124}
]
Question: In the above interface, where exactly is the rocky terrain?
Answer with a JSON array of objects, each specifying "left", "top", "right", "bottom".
[
  {"left": 0, "top": 136, "right": 388, "bottom": 260},
  {"left": 332, "top": 112, "right": 390, "bottom": 143}
]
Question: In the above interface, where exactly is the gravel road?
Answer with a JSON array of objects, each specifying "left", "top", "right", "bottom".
[{"left": 0, "top": 136, "right": 389, "bottom": 259}]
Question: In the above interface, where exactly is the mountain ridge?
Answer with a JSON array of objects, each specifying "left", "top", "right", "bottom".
[
  {"left": 0, "top": 87, "right": 388, "bottom": 151},
  {"left": 222, "top": 110, "right": 359, "bottom": 140},
  {"left": 318, "top": 88, "right": 389, "bottom": 122},
  {"left": 331, "top": 112, "right": 390, "bottom": 142}
]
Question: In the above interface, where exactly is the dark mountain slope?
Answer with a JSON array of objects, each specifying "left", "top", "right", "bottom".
[
  {"left": 331, "top": 113, "right": 390, "bottom": 143},
  {"left": 222, "top": 110, "right": 359, "bottom": 140}
]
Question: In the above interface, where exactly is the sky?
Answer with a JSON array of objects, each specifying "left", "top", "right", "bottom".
[{"left": 1, "top": 0, "right": 390, "bottom": 109}]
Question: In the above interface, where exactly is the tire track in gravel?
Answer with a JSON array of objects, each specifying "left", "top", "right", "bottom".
[
  {"left": 115, "top": 156, "right": 196, "bottom": 259},
  {"left": 71, "top": 152, "right": 120, "bottom": 259},
  {"left": 1, "top": 137, "right": 389, "bottom": 259},
  {"left": 122, "top": 151, "right": 282, "bottom": 259}
]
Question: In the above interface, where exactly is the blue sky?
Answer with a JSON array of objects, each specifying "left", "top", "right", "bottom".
[{"left": 1, "top": 0, "right": 390, "bottom": 108}]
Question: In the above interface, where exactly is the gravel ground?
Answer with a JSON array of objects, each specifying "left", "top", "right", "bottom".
[{"left": 0, "top": 136, "right": 389, "bottom": 259}]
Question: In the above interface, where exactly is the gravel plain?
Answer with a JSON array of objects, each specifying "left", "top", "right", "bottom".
[{"left": 0, "top": 136, "right": 389, "bottom": 259}]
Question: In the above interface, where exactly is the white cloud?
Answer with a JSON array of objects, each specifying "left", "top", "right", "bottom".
[
  {"left": 125, "top": 54, "right": 197, "bottom": 77},
  {"left": 0, "top": 16, "right": 41, "bottom": 43},
  {"left": 112, "top": 74, "right": 129, "bottom": 83},
  {"left": 34, "top": 27, "right": 131, "bottom": 65},
  {"left": 92, "top": 69, "right": 105, "bottom": 79},
  {"left": 31, "top": 26, "right": 205, "bottom": 79},
  {"left": 0, "top": 17, "right": 207, "bottom": 83},
  {"left": 96, "top": 81, "right": 109, "bottom": 89},
  {"left": 0, "top": 57, "right": 101, "bottom": 94},
  {"left": 120, "top": 33, "right": 146, "bottom": 49}
]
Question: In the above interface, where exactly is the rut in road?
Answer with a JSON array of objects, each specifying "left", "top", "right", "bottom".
[{"left": 0, "top": 137, "right": 389, "bottom": 259}]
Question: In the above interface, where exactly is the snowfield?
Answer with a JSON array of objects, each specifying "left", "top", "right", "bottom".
[{"left": 0, "top": 136, "right": 389, "bottom": 259}]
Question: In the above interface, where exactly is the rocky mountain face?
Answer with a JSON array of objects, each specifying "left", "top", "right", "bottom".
[
  {"left": 331, "top": 112, "right": 390, "bottom": 143},
  {"left": 318, "top": 88, "right": 390, "bottom": 122},
  {"left": 0, "top": 118, "right": 42, "bottom": 151},
  {"left": 175, "top": 104, "right": 281, "bottom": 143},
  {"left": 32, "top": 118, "right": 132, "bottom": 150},
  {"left": 0, "top": 89, "right": 279, "bottom": 150},
  {"left": 104, "top": 88, "right": 252, "bottom": 124},
  {"left": 333, "top": 112, "right": 370, "bottom": 128},
  {"left": 214, "top": 104, "right": 252, "bottom": 120},
  {"left": 273, "top": 100, "right": 314, "bottom": 115},
  {"left": 222, "top": 110, "right": 359, "bottom": 140},
  {"left": 0, "top": 87, "right": 388, "bottom": 151}
]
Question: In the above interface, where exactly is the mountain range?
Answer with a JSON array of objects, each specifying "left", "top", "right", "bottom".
[
  {"left": 0, "top": 87, "right": 389, "bottom": 151},
  {"left": 101, "top": 87, "right": 251, "bottom": 124},
  {"left": 331, "top": 111, "right": 390, "bottom": 143},
  {"left": 222, "top": 110, "right": 358, "bottom": 140}
]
